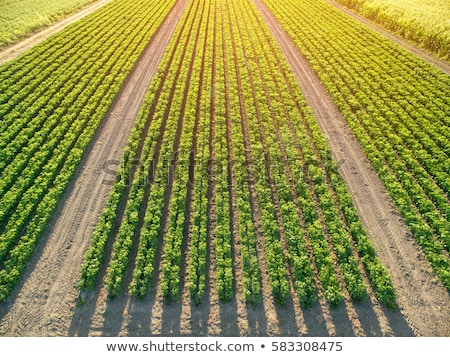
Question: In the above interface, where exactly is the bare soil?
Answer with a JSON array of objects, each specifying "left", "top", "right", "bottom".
[{"left": 0, "top": 0, "right": 448, "bottom": 337}]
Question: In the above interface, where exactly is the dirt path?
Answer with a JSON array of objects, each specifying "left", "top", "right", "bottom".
[
  {"left": 0, "top": 0, "right": 114, "bottom": 66},
  {"left": 0, "top": 0, "right": 188, "bottom": 336},
  {"left": 323, "top": 0, "right": 450, "bottom": 75},
  {"left": 253, "top": 0, "right": 450, "bottom": 336}
]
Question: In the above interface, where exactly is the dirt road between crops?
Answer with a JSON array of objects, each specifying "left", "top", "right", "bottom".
[
  {"left": 0, "top": 0, "right": 113, "bottom": 65},
  {"left": 0, "top": 0, "right": 189, "bottom": 336},
  {"left": 253, "top": 0, "right": 450, "bottom": 337}
]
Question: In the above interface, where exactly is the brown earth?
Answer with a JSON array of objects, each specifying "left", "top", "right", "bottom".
[{"left": 0, "top": 0, "right": 448, "bottom": 337}]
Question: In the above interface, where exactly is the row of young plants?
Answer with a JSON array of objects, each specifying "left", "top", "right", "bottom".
[
  {"left": 219, "top": 1, "right": 262, "bottom": 304},
  {"left": 0, "top": 0, "right": 97, "bottom": 49},
  {"left": 160, "top": 0, "right": 211, "bottom": 302},
  {"left": 249, "top": 0, "right": 395, "bottom": 307},
  {"left": 236, "top": 0, "right": 345, "bottom": 307},
  {"left": 211, "top": 5, "right": 234, "bottom": 303},
  {"left": 79, "top": 0, "right": 395, "bottom": 308},
  {"left": 230, "top": 0, "right": 394, "bottom": 307},
  {"left": 79, "top": 0, "right": 200, "bottom": 297},
  {"left": 128, "top": 0, "right": 202, "bottom": 300},
  {"left": 187, "top": 0, "right": 215, "bottom": 304},
  {"left": 331, "top": 0, "right": 450, "bottom": 61},
  {"left": 219, "top": 2, "right": 263, "bottom": 304},
  {"left": 263, "top": 0, "right": 450, "bottom": 289},
  {"left": 225, "top": 0, "right": 291, "bottom": 306},
  {"left": 0, "top": 0, "right": 177, "bottom": 302},
  {"left": 82, "top": 0, "right": 263, "bottom": 304}
]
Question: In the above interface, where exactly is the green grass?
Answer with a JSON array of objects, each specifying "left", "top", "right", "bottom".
[{"left": 0, "top": 0, "right": 97, "bottom": 49}]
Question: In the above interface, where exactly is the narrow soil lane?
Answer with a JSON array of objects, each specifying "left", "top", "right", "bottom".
[
  {"left": 253, "top": 0, "right": 450, "bottom": 336},
  {"left": 0, "top": 0, "right": 189, "bottom": 336}
]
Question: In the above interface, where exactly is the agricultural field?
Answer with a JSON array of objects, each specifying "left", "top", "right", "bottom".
[
  {"left": 0, "top": 0, "right": 177, "bottom": 301},
  {"left": 0, "top": 0, "right": 449, "bottom": 337},
  {"left": 0, "top": 0, "right": 99, "bottom": 49},
  {"left": 332, "top": 0, "right": 450, "bottom": 60},
  {"left": 264, "top": 0, "right": 450, "bottom": 292}
]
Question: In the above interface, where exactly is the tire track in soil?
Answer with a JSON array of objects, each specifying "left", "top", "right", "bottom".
[
  {"left": 254, "top": 0, "right": 450, "bottom": 336},
  {"left": 0, "top": 0, "right": 188, "bottom": 336}
]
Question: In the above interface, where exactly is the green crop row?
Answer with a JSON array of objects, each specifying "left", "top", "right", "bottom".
[
  {"left": 0, "top": 0, "right": 97, "bottom": 49},
  {"left": 0, "top": 0, "right": 176, "bottom": 302},
  {"left": 263, "top": 0, "right": 450, "bottom": 290},
  {"left": 79, "top": 0, "right": 396, "bottom": 309},
  {"left": 332, "top": 0, "right": 450, "bottom": 61}
]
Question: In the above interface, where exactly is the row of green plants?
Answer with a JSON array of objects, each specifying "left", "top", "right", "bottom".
[
  {"left": 332, "top": 0, "right": 450, "bottom": 61},
  {"left": 188, "top": 0, "right": 215, "bottom": 304},
  {"left": 220, "top": 1, "right": 263, "bottom": 304},
  {"left": 79, "top": 0, "right": 200, "bottom": 297},
  {"left": 263, "top": 0, "right": 450, "bottom": 290},
  {"left": 128, "top": 0, "right": 203, "bottom": 300},
  {"left": 230, "top": 0, "right": 395, "bottom": 307},
  {"left": 0, "top": 0, "right": 176, "bottom": 302},
  {"left": 0, "top": 0, "right": 97, "bottom": 49},
  {"left": 212, "top": 7, "right": 234, "bottom": 303},
  {"left": 250, "top": 2, "right": 395, "bottom": 307},
  {"left": 226, "top": 0, "right": 291, "bottom": 306},
  {"left": 79, "top": 0, "right": 396, "bottom": 308},
  {"left": 239, "top": 0, "right": 345, "bottom": 307},
  {"left": 160, "top": 0, "right": 210, "bottom": 302}
]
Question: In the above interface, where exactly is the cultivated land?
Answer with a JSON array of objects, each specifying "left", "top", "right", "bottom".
[
  {"left": 0, "top": 0, "right": 100, "bottom": 49},
  {"left": 0, "top": 0, "right": 448, "bottom": 336},
  {"left": 0, "top": 0, "right": 113, "bottom": 65},
  {"left": 324, "top": 0, "right": 450, "bottom": 75},
  {"left": 332, "top": 0, "right": 450, "bottom": 61}
]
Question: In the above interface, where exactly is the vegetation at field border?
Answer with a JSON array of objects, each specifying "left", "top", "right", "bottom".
[
  {"left": 332, "top": 0, "right": 450, "bottom": 61},
  {"left": 0, "top": 0, "right": 99, "bottom": 49}
]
